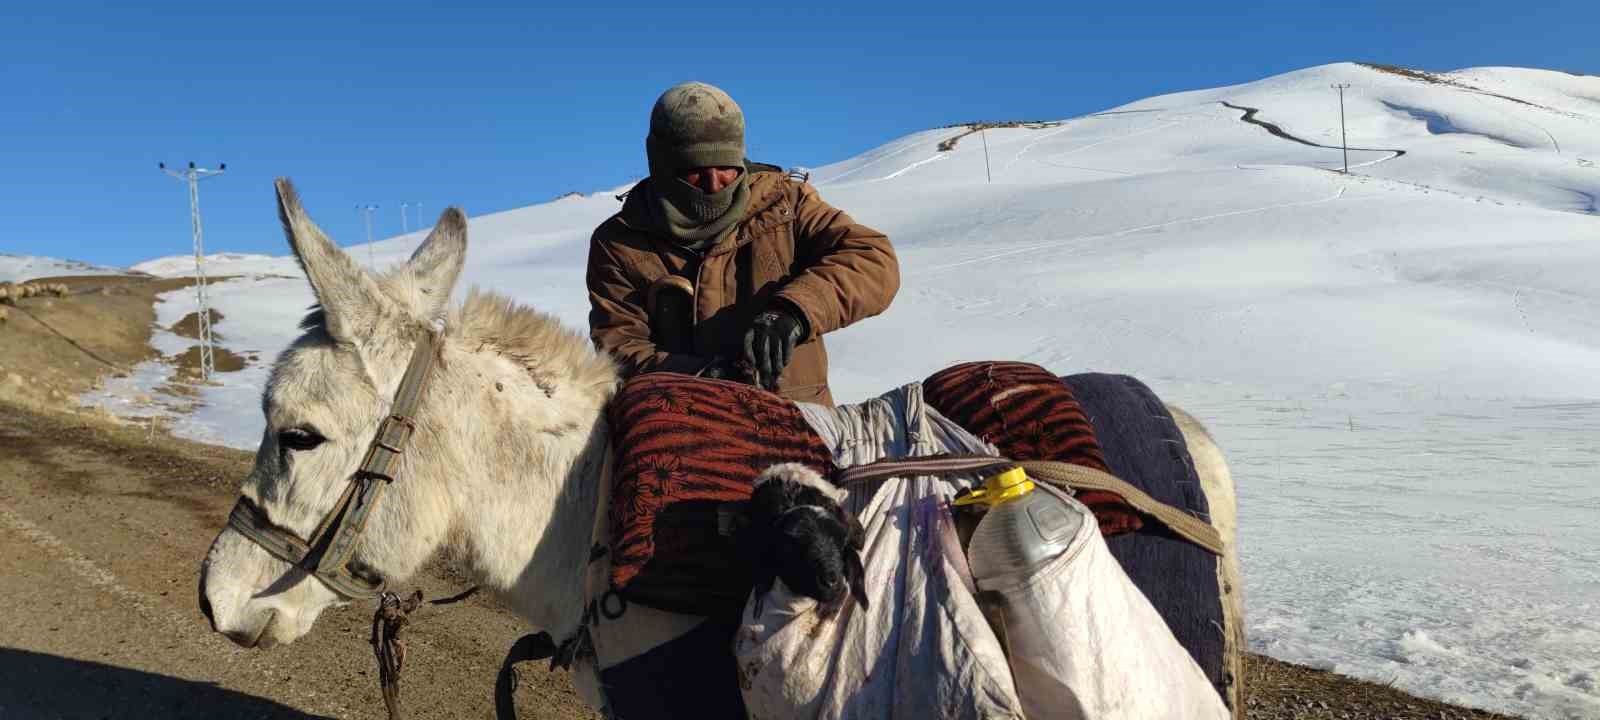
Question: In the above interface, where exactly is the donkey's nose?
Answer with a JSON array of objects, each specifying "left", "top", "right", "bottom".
[{"left": 198, "top": 574, "right": 217, "bottom": 631}]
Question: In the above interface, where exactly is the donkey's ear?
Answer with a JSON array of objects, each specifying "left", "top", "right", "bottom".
[
  {"left": 403, "top": 207, "right": 467, "bottom": 319},
  {"left": 275, "top": 178, "right": 388, "bottom": 342}
]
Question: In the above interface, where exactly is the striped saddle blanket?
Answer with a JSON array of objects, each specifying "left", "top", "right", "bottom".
[
  {"left": 604, "top": 361, "right": 1145, "bottom": 616},
  {"left": 598, "top": 362, "right": 1232, "bottom": 718}
]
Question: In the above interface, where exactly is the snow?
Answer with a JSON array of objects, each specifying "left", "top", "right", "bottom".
[
  {"left": 0, "top": 253, "right": 124, "bottom": 282},
  {"left": 130, "top": 252, "right": 301, "bottom": 278},
  {"left": 86, "top": 62, "right": 1600, "bottom": 719}
]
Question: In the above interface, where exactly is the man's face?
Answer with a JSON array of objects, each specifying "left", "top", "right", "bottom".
[{"left": 679, "top": 166, "right": 742, "bottom": 194}]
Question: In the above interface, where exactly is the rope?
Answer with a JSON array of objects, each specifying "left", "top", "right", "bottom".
[
  {"left": 494, "top": 632, "right": 560, "bottom": 720},
  {"left": 371, "top": 590, "right": 423, "bottom": 720},
  {"left": 368, "top": 585, "right": 482, "bottom": 720}
]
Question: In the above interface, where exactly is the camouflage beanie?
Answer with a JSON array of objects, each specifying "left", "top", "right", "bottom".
[{"left": 646, "top": 82, "right": 746, "bottom": 179}]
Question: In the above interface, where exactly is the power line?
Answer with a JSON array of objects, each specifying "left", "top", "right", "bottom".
[
  {"left": 158, "top": 161, "right": 225, "bottom": 381},
  {"left": 400, "top": 201, "right": 423, "bottom": 234},
  {"left": 355, "top": 204, "right": 380, "bottom": 269},
  {"left": 1331, "top": 83, "right": 1352, "bottom": 174},
  {"left": 980, "top": 127, "right": 993, "bottom": 183}
]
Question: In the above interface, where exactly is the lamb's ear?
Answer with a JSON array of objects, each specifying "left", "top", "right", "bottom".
[
  {"left": 275, "top": 178, "right": 388, "bottom": 342},
  {"left": 403, "top": 207, "right": 467, "bottom": 319}
]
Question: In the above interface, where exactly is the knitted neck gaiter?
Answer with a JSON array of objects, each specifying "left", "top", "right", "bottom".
[{"left": 647, "top": 172, "right": 750, "bottom": 250}]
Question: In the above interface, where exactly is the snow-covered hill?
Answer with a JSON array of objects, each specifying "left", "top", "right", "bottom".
[
  {"left": 87, "top": 63, "right": 1600, "bottom": 719},
  {"left": 130, "top": 252, "right": 300, "bottom": 278},
  {"left": 0, "top": 253, "right": 125, "bottom": 282}
]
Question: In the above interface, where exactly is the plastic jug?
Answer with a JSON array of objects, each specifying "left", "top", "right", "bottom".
[{"left": 955, "top": 467, "right": 1083, "bottom": 585}]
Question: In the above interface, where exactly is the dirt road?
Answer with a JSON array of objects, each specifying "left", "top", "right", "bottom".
[{"left": 0, "top": 402, "right": 596, "bottom": 720}]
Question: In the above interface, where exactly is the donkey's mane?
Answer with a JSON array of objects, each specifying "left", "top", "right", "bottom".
[
  {"left": 291, "top": 259, "right": 619, "bottom": 402},
  {"left": 449, "top": 288, "right": 620, "bottom": 400}
]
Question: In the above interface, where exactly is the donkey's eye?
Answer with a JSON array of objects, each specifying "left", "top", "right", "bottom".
[{"left": 278, "top": 427, "right": 326, "bottom": 452}]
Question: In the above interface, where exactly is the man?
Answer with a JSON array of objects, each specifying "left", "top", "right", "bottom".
[{"left": 587, "top": 81, "right": 899, "bottom": 406}]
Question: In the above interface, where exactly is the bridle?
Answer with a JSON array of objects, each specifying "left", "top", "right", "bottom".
[{"left": 226, "top": 326, "right": 443, "bottom": 599}]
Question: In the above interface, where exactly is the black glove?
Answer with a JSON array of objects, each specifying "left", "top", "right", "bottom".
[{"left": 743, "top": 307, "right": 806, "bottom": 391}]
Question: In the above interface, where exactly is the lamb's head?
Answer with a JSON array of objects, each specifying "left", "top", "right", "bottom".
[
  {"left": 743, "top": 463, "right": 868, "bottom": 619},
  {"left": 199, "top": 178, "right": 469, "bottom": 649}
]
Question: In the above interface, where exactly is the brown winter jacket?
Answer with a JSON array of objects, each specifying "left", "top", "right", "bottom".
[{"left": 587, "top": 169, "right": 899, "bottom": 406}]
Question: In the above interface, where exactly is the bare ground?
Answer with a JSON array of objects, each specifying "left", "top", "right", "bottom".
[
  {"left": 0, "top": 275, "right": 1523, "bottom": 719},
  {"left": 0, "top": 402, "right": 597, "bottom": 720},
  {"left": 170, "top": 308, "right": 225, "bottom": 341},
  {"left": 0, "top": 275, "right": 198, "bottom": 411}
]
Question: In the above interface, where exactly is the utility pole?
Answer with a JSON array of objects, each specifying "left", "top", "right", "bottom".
[
  {"left": 400, "top": 202, "right": 410, "bottom": 234},
  {"left": 1331, "top": 83, "right": 1351, "bottom": 174},
  {"left": 159, "top": 161, "right": 225, "bottom": 381},
  {"left": 355, "top": 204, "right": 379, "bottom": 268},
  {"left": 980, "top": 126, "right": 993, "bottom": 183}
]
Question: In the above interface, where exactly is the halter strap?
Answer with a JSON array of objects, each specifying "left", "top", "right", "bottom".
[{"left": 226, "top": 327, "right": 443, "bottom": 598}]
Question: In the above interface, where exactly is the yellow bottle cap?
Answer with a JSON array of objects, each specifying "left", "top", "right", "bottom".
[{"left": 952, "top": 467, "right": 1035, "bottom": 507}]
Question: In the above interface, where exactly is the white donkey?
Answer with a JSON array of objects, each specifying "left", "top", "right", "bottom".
[{"left": 199, "top": 179, "right": 1243, "bottom": 717}]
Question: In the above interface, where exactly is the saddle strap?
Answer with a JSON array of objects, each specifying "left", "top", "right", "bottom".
[
  {"left": 829, "top": 455, "right": 1224, "bottom": 557},
  {"left": 1016, "top": 460, "right": 1224, "bottom": 557},
  {"left": 833, "top": 454, "right": 1015, "bottom": 488}
]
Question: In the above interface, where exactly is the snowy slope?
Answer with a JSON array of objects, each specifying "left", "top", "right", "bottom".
[
  {"left": 88, "top": 63, "right": 1600, "bottom": 719},
  {"left": 0, "top": 253, "right": 125, "bottom": 282},
  {"left": 130, "top": 252, "right": 300, "bottom": 278}
]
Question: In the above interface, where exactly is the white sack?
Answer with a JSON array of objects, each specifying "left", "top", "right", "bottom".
[
  {"left": 984, "top": 483, "right": 1230, "bottom": 720},
  {"left": 740, "top": 383, "right": 1229, "bottom": 719},
  {"left": 733, "top": 474, "right": 1025, "bottom": 720}
]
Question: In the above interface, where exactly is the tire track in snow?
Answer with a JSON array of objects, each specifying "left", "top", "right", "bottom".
[
  {"left": 915, "top": 184, "right": 1349, "bottom": 276},
  {"left": 818, "top": 137, "right": 939, "bottom": 185},
  {"left": 1003, "top": 109, "right": 1180, "bottom": 173},
  {"left": 1220, "top": 101, "right": 1406, "bottom": 167},
  {"left": 1035, "top": 120, "right": 1185, "bottom": 162},
  {"left": 1002, "top": 122, "right": 1078, "bottom": 172},
  {"left": 1467, "top": 92, "right": 1562, "bottom": 154},
  {"left": 877, "top": 153, "right": 948, "bottom": 181}
]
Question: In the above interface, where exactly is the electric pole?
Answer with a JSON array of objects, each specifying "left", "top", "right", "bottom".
[
  {"left": 400, "top": 202, "right": 410, "bottom": 234},
  {"left": 980, "top": 126, "right": 993, "bottom": 183},
  {"left": 355, "top": 204, "right": 379, "bottom": 268},
  {"left": 159, "top": 161, "right": 225, "bottom": 381},
  {"left": 1331, "top": 83, "right": 1351, "bottom": 174}
]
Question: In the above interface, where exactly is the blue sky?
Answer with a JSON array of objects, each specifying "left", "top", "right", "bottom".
[{"left": 3, "top": 1, "right": 1594, "bottom": 267}]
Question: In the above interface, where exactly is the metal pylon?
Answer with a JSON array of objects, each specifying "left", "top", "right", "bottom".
[{"left": 160, "top": 162, "right": 225, "bottom": 381}]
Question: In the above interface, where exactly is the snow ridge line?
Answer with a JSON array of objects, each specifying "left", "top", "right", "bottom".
[
  {"left": 1219, "top": 101, "right": 1407, "bottom": 161},
  {"left": 915, "top": 184, "right": 1349, "bottom": 276}
]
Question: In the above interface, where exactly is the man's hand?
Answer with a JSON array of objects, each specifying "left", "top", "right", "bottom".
[{"left": 743, "top": 308, "right": 806, "bottom": 391}]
